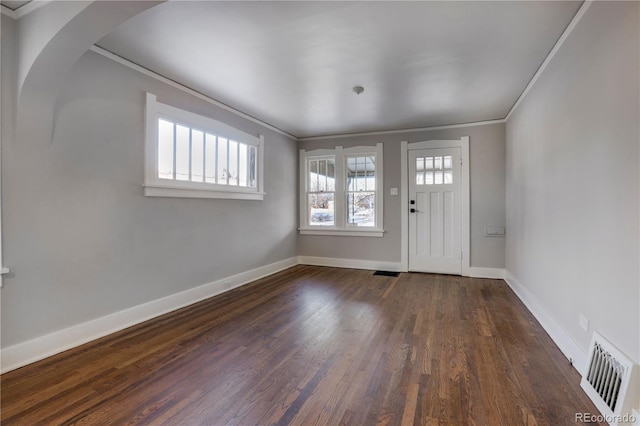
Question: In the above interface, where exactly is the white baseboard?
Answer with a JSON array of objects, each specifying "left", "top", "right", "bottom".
[
  {"left": 468, "top": 267, "right": 505, "bottom": 279},
  {"left": 297, "top": 257, "right": 504, "bottom": 279},
  {"left": 298, "top": 256, "right": 402, "bottom": 272},
  {"left": 504, "top": 270, "right": 587, "bottom": 375},
  {"left": 2, "top": 258, "right": 579, "bottom": 382},
  {"left": 0, "top": 257, "right": 298, "bottom": 374}
]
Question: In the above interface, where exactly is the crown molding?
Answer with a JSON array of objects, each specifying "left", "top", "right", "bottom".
[
  {"left": 504, "top": 1, "right": 593, "bottom": 122},
  {"left": 7, "top": 1, "right": 594, "bottom": 141},
  {"left": 298, "top": 119, "right": 505, "bottom": 142},
  {"left": 1, "top": 1, "right": 50, "bottom": 19},
  {"left": 0, "top": 4, "right": 17, "bottom": 18},
  {"left": 90, "top": 45, "right": 299, "bottom": 141}
]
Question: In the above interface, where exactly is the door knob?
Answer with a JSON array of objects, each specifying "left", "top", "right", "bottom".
[{"left": 410, "top": 208, "right": 419, "bottom": 213}]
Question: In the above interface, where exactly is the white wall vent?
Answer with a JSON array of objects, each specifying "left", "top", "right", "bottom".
[{"left": 580, "top": 332, "right": 639, "bottom": 425}]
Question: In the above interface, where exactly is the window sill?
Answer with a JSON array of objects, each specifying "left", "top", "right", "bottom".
[
  {"left": 298, "top": 228, "right": 385, "bottom": 237},
  {"left": 144, "top": 185, "right": 265, "bottom": 200}
]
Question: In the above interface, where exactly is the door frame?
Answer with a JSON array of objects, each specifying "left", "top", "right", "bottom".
[{"left": 401, "top": 137, "right": 470, "bottom": 275}]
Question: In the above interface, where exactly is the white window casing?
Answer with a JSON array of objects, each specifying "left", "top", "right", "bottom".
[
  {"left": 299, "top": 143, "right": 384, "bottom": 237},
  {"left": 144, "top": 93, "right": 265, "bottom": 200}
]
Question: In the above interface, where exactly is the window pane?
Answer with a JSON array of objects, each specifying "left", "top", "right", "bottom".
[
  {"left": 366, "top": 156, "right": 375, "bottom": 191},
  {"left": 425, "top": 171, "right": 434, "bottom": 185},
  {"left": 309, "top": 193, "right": 334, "bottom": 226},
  {"left": 347, "top": 157, "right": 355, "bottom": 191},
  {"left": 309, "top": 157, "right": 335, "bottom": 192},
  {"left": 326, "top": 159, "right": 335, "bottom": 191},
  {"left": 249, "top": 146, "right": 257, "bottom": 188},
  {"left": 435, "top": 156, "right": 442, "bottom": 170},
  {"left": 346, "top": 156, "right": 376, "bottom": 191},
  {"left": 191, "top": 130, "right": 204, "bottom": 182},
  {"left": 158, "top": 119, "right": 174, "bottom": 180},
  {"left": 205, "top": 134, "right": 217, "bottom": 183},
  {"left": 416, "top": 172, "right": 424, "bottom": 185},
  {"left": 309, "top": 160, "right": 318, "bottom": 191},
  {"left": 347, "top": 191, "right": 375, "bottom": 227},
  {"left": 239, "top": 143, "right": 248, "bottom": 187},
  {"left": 425, "top": 157, "right": 433, "bottom": 170},
  {"left": 416, "top": 157, "right": 424, "bottom": 172},
  {"left": 175, "top": 124, "right": 190, "bottom": 181},
  {"left": 228, "top": 140, "right": 238, "bottom": 186},
  {"left": 444, "top": 156, "right": 452, "bottom": 169},
  {"left": 444, "top": 170, "right": 453, "bottom": 184},
  {"left": 217, "top": 137, "right": 228, "bottom": 184},
  {"left": 358, "top": 158, "right": 365, "bottom": 191},
  {"left": 318, "top": 160, "right": 326, "bottom": 191},
  {"left": 348, "top": 157, "right": 357, "bottom": 190},
  {"left": 434, "top": 170, "right": 443, "bottom": 184}
]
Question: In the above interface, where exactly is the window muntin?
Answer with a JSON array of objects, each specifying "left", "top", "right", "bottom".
[
  {"left": 299, "top": 144, "right": 383, "bottom": 237},
  {"left": 145, "top": 93, "right": 264, "bottom": 200},
  {"left": 416, "top": 155, "right": 453, "bottom": 185}
]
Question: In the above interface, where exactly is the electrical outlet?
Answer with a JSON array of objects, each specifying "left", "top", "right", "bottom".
[
  {"left": 579, "top": 314, "right": 589, "bottom": 332},
  {"left": 484, "top": 226, "right": 505, "bottom": 236}
]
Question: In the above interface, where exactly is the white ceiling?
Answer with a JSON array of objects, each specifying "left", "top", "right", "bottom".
[{"left": 98, "top": 1, "right": 582, "bottom": 138}]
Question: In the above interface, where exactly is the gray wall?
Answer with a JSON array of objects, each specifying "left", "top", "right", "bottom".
[
  {"left": 1, "top": 46, "right": 298, "bottom": 348},
  {"left": 1, "top": 15, "right": 16, "bottom": 170},
  {"left": 506, "top": 2, "right": 639, "bottom": 363},
  {"left": 298, "top": 123, "right": 506, "bottom": 269}
]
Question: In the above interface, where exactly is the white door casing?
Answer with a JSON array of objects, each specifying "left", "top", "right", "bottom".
[
  {"left": 400, "top": 137, "right": 470, "bottom": 275},
  {"left": 408, "top": 148, "right": 461, "bottom": 273}
]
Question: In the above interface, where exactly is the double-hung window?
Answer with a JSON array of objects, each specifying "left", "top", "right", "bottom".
[
  {"left": 144, "top": 93, "right": 264, "bottom": 200},
  {"left": 299, "top": 144, "right": 384, "bottom": 237}
]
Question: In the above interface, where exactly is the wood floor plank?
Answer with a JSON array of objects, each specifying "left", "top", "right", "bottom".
[
  {"left": 1, "top": 266, "right": 605, "bottom": 425},
  {"left": 400, "top": 383, "right": 419, "bottom": 426}
]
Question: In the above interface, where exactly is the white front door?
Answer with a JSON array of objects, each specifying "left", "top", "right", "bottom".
[{"left": 408, "top": 147, "right": 462, "bottom": 274}]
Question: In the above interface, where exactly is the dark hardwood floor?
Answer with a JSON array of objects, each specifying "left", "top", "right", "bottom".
[{"left": 1, "top": 265, "right": 603, "bottom": 425}]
